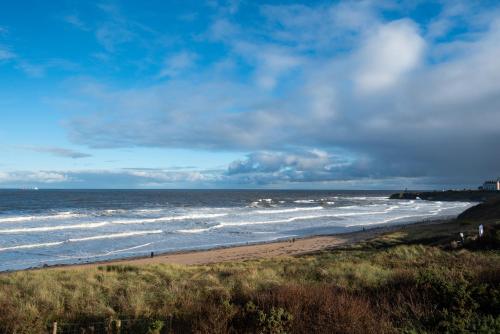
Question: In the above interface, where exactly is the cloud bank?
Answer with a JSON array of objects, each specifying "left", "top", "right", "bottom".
[{"left": 39, "top": 1, "right": 500, "bottom": 187}]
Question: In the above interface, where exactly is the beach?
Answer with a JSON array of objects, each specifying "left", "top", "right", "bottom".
[
  {"left": 0, "top": 189, "right": 474, "bottom": 271},
  {"left": 50, "top": 221, "right": 427, "bottom": 270}
]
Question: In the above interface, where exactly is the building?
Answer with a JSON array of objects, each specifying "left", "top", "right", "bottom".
[{"left": 482, "top": 178, "right": 500, "bottom": 191}]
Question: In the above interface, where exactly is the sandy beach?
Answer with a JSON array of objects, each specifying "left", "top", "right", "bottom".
[{"left": 53, "top": 223, "right": 415, "bottom": 270}]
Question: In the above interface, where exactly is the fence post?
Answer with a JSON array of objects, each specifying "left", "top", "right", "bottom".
[{"left": 52, "top": 322, "right": 57, "bottom": 334}]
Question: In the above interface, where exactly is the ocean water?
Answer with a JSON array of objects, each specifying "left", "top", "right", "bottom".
[{"left": 0, "top": 190, "right": 474, "bottom": 271}]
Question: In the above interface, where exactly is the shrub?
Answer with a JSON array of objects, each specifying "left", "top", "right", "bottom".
[{"left": 249, "top": 284, "right": 395, "bottom": 334}]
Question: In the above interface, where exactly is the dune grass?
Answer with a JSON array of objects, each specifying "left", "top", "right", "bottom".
[{"left": 0, "top": 220, "right": 499, "bottom": 333}]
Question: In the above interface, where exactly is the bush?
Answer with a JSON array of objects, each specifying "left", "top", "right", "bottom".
[{"left": 249, "top": 284, "right": 394, "bottom": 334}]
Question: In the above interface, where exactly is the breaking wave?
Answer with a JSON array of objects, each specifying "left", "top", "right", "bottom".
[
  {"left": 111, "top": 213, "right": 227, "bottom": 225},
  {"left": 254, "top": 206, "right": 324, "bottom": 214},
  {"left": 0, "top": 230, "right": 163, "bottom": 252},
  {"left": 0, "top": 212, "right": 83, "bottom": 224},
  {"left": 0, "top": 222, "right": 109, "bottom": 234}
]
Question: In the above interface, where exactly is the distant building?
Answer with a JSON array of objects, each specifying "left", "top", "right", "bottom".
[{"left": 482, "top": 178, "right": 500, "bottom": 191}]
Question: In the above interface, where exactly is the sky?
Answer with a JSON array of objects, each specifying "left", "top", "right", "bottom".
[{"left": 1, "top": 0, "right": 500, "bottom": 189}]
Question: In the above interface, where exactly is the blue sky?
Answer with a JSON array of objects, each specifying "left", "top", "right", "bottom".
[{"left": 1, "top": 0, "right": 500, "bottom": 189}]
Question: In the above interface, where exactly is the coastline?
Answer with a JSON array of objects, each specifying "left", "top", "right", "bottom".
[
  {"left": 0, "top": 191, "right": 477, "bottom": 273},
  {"left": 37, "top": 217, "right": 450, "bottom": 272}
]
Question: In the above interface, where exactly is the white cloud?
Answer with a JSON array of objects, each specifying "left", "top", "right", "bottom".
[
  {"left": 21, "top": 146, "right": 92, "bottom": 159},
  {"left": 16, "top": 62, "right": 45, "bottom": 77},
  {"left": 228, "top": 150, "right": 342, "bottom": 174},
  {"left": 0, "top": 45, "right": 15, "bottom": 61},
  {"left": 125, "top": 169, "right": 214, "bottom": 183},
  {"left": 158, "top": 52, "right": 198, "bottom": 78},
  {"left": 253, "top": 46, "right": 303, "bottom": 90},
  {"left": 93, "top": 3, "right": 148, "bottom": 52},
  {"left": 96, "top": 24, "right": 134, "bottom": 52},
  {"left": 421, "top": 23, "right": 500, "bottom": 106},
  {"left": 63, "top": 14, "right": 89, "bottom": 31},
  {"left": 0, "top": 171, "right": 69, "bottom": 184},
  {"left": 208, "top": 18, "right": 240, "bottom": 41},
  {"left": 355, "top": 19, "right": 425, "bottom": 92},
  {"left": 259, "top": 2, "right": 378, "bottom": 51},
  {"left": 207, "top": 0, "right": 241, "bottom": 15},
  {"left": 0, "top": 172, "right": 9, "bottom": 182},
  {"left": 14, "top": 59, "right": 80, "bottom": 78},
  {"left": 0, "top": 168, "right": 221, "bottom": 188}
]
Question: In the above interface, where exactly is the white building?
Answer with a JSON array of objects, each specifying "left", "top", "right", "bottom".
[{"left": 483, "top": 178, "right": 500, "bottom": 191}]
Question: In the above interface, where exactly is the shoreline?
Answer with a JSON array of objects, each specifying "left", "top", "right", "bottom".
[{"left": 27, "top": 217, "right": 450, "bottom": 272}]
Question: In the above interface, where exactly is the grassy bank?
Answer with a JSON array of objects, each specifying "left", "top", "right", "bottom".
[{"left": 0, "top": 217, "right": 499, "bottom": 333}]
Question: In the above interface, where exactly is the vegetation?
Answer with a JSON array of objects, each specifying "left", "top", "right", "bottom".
[
  {"left": 459, "top": 198, "right": 500, "bottom": 221},
  {"left": 0, "top": 217, "right": 499, "bottom": 333}
]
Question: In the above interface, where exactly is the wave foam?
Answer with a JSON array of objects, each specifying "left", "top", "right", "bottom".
[
  {"left": 249, "top": 198, "right": 276, "bottom": 207},
  {"left": 221, "top": 207, "right": 400, "bottom": 227},
  {"left": 0, "top": 241, "right": 65, "bottom": 252},
  {"left": 221, "top": 214, "right": 335, "bottom": 227},
  {"left": 0, "top": 212, "right": 82, "bottom": 223},
  {"left": 0, "top": 230, "right": 163, "bottom": 252},
  {"left": 0, "top": 212, "right": 228, "bottom": 233},
  {"left": 111, "top": 213, "right": 227, "bottom": 225},
  {"left": 294, "top": 199, "right": 316, "bottom": 204},
  {"left": 69, "top": 230, "right": 163, "bottom": 242},
  {"left": 254, "top": 206, "right": 324, "bottom": 214},
  {"left": 104, "top": 242, "right": 154, "bottom": 255},
  {"left": 176, "top": 226, "right": 222, "bottom": 233},
  {"left": 0, "top": 222, "right": 109, "bottom": 234}
]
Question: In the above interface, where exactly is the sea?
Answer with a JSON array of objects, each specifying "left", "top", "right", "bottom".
[{"left": 0, "top": 189, "right": 474, "bottom": 271}]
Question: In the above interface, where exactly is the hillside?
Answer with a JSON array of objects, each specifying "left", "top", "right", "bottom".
[{"left": 458, "top": 198, "right": 500, "bottom": 220}]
